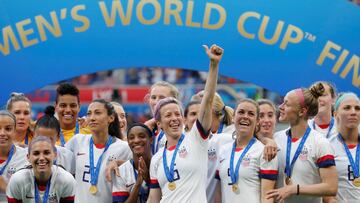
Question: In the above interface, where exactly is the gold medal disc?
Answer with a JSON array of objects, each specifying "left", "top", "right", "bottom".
[
  {"left": 89, "top": 185, "right": 98, "bottom": 195},
  {"left": 285, "top": 177, "right": 292, "bottom": 185},
  {"left": 168, "top": 182, "right": 176, "bottom": 191},
  {"left": 232, "top": 184, "right": 238, "bottom": 193},
  {"left": 353, "top": 178, "right": 360, "bottom": 187}
]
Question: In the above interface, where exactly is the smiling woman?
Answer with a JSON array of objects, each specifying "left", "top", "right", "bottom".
[
  {"left": 0, "top": 110, "right": 28, "bottom": 202},
  {"left": 6, "top": 136, "right": 76, "bottom": 203},
  {"left": 146, "top": 44, "right": 222, "bottom": 203},
  {"left": 65, "top": 99, "right": 131, "bottom": 203}
]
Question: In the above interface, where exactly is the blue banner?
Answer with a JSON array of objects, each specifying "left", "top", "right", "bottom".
[{"left": 0, "top": 0, "right": 359, "bottom": 105}]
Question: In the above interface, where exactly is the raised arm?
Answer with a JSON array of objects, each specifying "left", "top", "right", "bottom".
[{"left": 198, "top": 44, "right": 223, "bottom": 132}]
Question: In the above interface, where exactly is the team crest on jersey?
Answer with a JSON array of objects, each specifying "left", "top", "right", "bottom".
[
  {"left": 48, "top": 193, "right": 58, "bottom": 203},
  {"left": 6, "top": 166, "right": 17, "bottom": 179},
  {"left": 208, "top": 147, "right": 217, "bottom": 161},
  {"left": 178, "top": 146, "right": 188, "bottom": 158},
  {"left": 241, "top": 155, "right": 251, "bottom": 167},
  {"left": 108, "top": 154, "right": 118, "bottom": 163},
  {"left": 299, "top": 146, "right": 309, "bottom": 161}
]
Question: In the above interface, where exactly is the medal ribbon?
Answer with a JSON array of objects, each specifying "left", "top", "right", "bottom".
[
  {"left": 59, "top": 122, "right": 79, "bottom": 147},
  {"left": 312, "top": 117, "right": 334, "bottom": 139},
  {"left": 89, "top": 136, "right": 113, "bottom": 186},
  {"left": 338, "top": 134, "right": 360, "bottom": 178},
  {"left": 229, "top": 137, "right": 256, "bottom": 184},
  {"left": 0, "top": 145, "right": 15, "bottom": 175},
  {"left": 162, "top": 134, "right": 185, "bottom": 182},
  {"left": 152, "top": 130, "right": 165, "bottom": 154},
  {"left": 285, "top": 126, "right": 311, "bottom": 178},
  {"left": 34, "top": 175, "right": 52, "bottom": 203}
]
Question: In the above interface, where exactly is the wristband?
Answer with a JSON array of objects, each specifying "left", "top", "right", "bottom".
[{"left": 296, "top": 184, "right": 300, "bottom": 195}]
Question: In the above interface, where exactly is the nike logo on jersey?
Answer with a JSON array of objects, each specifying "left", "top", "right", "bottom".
[
  {"left": 126, "top": 183, "right": 135, "bottom": 188},
  {"left": 77, "top": 152, "right": 86, "bottom": 156},
  {"left": 219, "top": 158, "right": 225, "bottom": 163},
  {"left": 26, "top": 194, "right": 35, "bottom": 199}
]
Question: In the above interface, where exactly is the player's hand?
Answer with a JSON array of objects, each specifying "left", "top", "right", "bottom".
[
  {"left": 266, "top": 185, "right": 296, "bottom": 202},
  {"left": 105, "top": 160, "right": 120, "bottom": 182},
  {"left": 138, "top": 156, "right": 150, "bottom": 182},
  {"left": 203, "top": 44, "right": 224, "bottom": 64},
  {"left": 263, "top": 139, "right": 278, "bottom": 161},
  {"left": 0, "top": 176, "right": 7, "bottom": 192}
]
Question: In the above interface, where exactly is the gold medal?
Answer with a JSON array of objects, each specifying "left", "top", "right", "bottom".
[
  {"left": 353, "top": 178, "right": 360, "bottom": 187},
  {"left": 89, "top": 185, "right": 98, "bottom": 195},
  {"left": 232, "top": 184, "right": 239, "bottom": 193},
  {"left": 285, "top": 177, "right": 292, "bottom": 185},
  {"left": 168, "top": 182, "right": 176, "bottom": 191}
]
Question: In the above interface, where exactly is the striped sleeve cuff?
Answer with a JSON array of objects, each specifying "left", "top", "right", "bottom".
[
  {"left": 215, "top": 170, "right": 221, "bottom": 180},
  {"left": 7, "top": 197, "right": 22, "bottom": 203},
  {"left": 196, "top": 120, "right": 210, "bottom": 140},
  {"left": 259, "top": 169, "right": 278, "bottom": 180},
  {"left": 112, "top": 191, "right": 129, "bottom": 202},
  {"left": 316, "top": 155, "right": 335, "bottom": 168},
  {"left": 60, "top": 196, "right": 75, "bottom": 203},
  {"left": 149, "top": 179, "right": 160, "bottom": 188}
]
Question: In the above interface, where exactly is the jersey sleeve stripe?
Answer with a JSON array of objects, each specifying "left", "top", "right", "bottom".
[
  {"left": 259, "top": 170, "right": 278, "bottom": 180},
  {"left": 149, "top": 179, "right": 160, "bottom": 188},
  {"left": 112, "top": 192, "right": 129, "bottom": 202},
  {"left": 60, "top": 196, "right": 75, "bottom": 203},
  {"left": 316, "top": 154, "right": 335, "bottom": 168},
  {"left": 196, "top": 120, "right": 210, "bottom": 140},
  {"left": 7, "top": 197, "right": 22, "bottom": 203},
  {"left": 215, "top": 170, "right": 221, "bottom": 180}
]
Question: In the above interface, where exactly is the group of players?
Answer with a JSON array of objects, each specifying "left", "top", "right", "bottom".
[{"left": 0, "top": 44, "right": 359, "bottom": 203}]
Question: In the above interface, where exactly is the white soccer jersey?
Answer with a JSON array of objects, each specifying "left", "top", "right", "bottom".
[
  {"left": 6, "top": 165, "right": 75, "bottom": 203},
  {"left": 308, "top": 118, "right": 338, "bottom": 139},
  {"left": 55, "top": 146, "right": 75, "bottom": 174},
  {"left": 65, "top": 134, "right": 132, "bottom": 203},
  {"left": 218, "top": 124, "right": 235, "bottom": 134},
  {"left": 0, "top": 146, "right": 28, "bottom": 202},
  {"left": 216, "top": 139, "right": 278, "bottom": 203},
  {"left": 149, "top": 120, "right": 209, "bottom": 203},
  {"left": 206, "top": 132, "right": 234, "bottom": 203},
  {"left": 274, "top": 128, "right": 335, "bottom": 203},
  {"left": 330, "top": 136, "right": 360, "bottom": 203},
  {"left": 112, "top": 160, "right": 149, "bottom": 203},
  {"left": 152, "top": 129, "right": 167, "bottom": 154}
]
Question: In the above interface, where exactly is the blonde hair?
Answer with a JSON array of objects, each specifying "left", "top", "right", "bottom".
[
  {"left": 150, "top": 81, "right": 180, "bottom": 100},
  {"left": 213, "top": 93, "right": 234, "bottom": 126}
]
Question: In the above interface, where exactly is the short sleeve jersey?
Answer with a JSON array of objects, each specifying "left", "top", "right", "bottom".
[
  {"left": 206, "top": 132, "right": 234, "bottom": 203},
  {"left": 65, "top": 134, "right": 132, "bottom": 203},
  {"left": 308, "top": 118, "right": 338, "bottom": 139},
  {"left": 6, "top": 166, "right": 76, "bottom": 203},
  {"left": 216, "top": 139, "right": 278, "bottom": 203},
  {"left": 0, "top": 146, "right": 28, "bottom": 202},
  {"left": 112, "top": 160, "right": 149, "bottom": 203},
  {"left": 274, "top": 128, "right": 335, "bottom": 203},
  {"left": 330, "top": 135, "right": 360, "bottom": 203},
  {"left": 55, "top": 146, "right": 75, "bottom": 174},
  {"left": 149, "top": 120, "right": 209, "bottom": 203}
]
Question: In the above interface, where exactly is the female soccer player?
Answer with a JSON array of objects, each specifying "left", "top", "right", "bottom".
[
  {"left": 267, "top": 84, "right": 338, "bottom": 203},
  {"left": 146, "top": 81, "right": 180, "bottom": 154},
  {"left": 34, "top": 106, "right": 75, "bottom": 174},
  {"left": 214, "top": 99, "right": 278, "bottom": 203},
  {"left": 146, "top": 44, "right": 222, "bottom": 203},
  {"left": 256, "top": 99, "right": 277, "bottom": 139},
  {"left": 6, "top": 93, "right": 33, "bottom": 146},
  {"left": 55, "top": 83, "right": 91, "bottom": 146},
  {"left": 327, "top": 93, "right": 360, "bottom": 202},
  {"left": 112, "top": 123, "right": 153, "bottom": 203},
  {"left": 183, "top": 101, "right": 201, "bottom": 133},
  {"left": 0, "top": 110, "right": 28, "bottom": 201},
  {"left": 111, "top": 102, "right": 128, "bottom": 141},
  {"left": 309, "top": 81, "right": 337, "bottom": 139},
  {"left": 66, "top": 99, "right": 131, "bottom": 203},
  {"left": 6, "top": 136, "right": 76, "bottom": 203}
]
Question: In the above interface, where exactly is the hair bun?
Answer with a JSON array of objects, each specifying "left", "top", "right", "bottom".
[
  {"left": 44, "top": 106, "right": 55, "bottom": 117},
  {"left": 10, "top": 92, "right": 24, "bottom": 97},
  {"left": 309, "top": 82, "right": 325, "bottom": 99}
]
